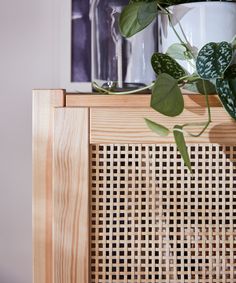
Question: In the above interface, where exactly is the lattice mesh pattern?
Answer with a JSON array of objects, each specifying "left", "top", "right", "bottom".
[{"left": 90, "top": 144, "right": 236, "bottom": 283}]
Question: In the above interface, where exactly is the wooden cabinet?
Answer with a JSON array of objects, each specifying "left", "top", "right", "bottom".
[{"left": 33, "top": 90, "right": 236, "bottom": 283}]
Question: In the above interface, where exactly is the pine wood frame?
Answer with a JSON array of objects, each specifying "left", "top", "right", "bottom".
[{"left": 33, "top": 90, "right": 236, "bottom": 283}]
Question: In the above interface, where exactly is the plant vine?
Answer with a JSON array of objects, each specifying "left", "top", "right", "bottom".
[{"left": 92, "top": 0, "right": 236, "bottom": 172}]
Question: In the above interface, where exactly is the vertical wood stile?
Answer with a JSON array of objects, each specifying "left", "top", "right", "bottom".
[
  {"left": 229, "top": 146, "right": 235, "bottom": 280},
  {"left": 53, "top": 108, "right": 89, "bottom": 283},
  {"left": 117, "top": 145, "right": 121, "bottom": 281},
  {"left": 209, "top": 144, "right": 213, "bottom": 283},
  {"left": 138, "top": 145, "right": 142, "bottom": 283},
  {"left": 131, "top": 146, "right": 136, "bottom": 281},
  {"left": 222, "top": 147, "right": 226, "bottom": 282},
  {"left": 145, "top": 146, "right": 150, "bottom": 282},
  {"left": 173, "top": 145, "right": 178, "bottom": 282},
  {"left": 33, "top": 89, "right": 65, "bottom": 283},
  {"left": 124, "top": 145, "right": 129, "bottom": 283},
  {"left": 109, "top": 144, "right": 114, "bottom": 283},
  {"left": 102, "top": 145, "right": 107, "bottom": 282},
  {"left": 151, "top": 145, "right": 156, "bottom": 283}
]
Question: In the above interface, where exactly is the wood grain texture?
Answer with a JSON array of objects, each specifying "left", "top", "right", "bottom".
[
  {"left": 90, "top": 107, "right": 236, "bottom": 144},
  {"left": 66, "top": 93, "right": 221, "bottom": 108},
  {"left": 33, "top": 89, "right": 65, "bottom": 283},
  {"left": 53, "top": 108, "right": 89, "bottom": 283}
]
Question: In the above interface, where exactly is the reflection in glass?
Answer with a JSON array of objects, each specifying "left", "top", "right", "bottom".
[
  {"left": 91, "top": 0, "right": 158, "bottom": 91},
  {"left": 71, "top": 0, "right": 91, "bottom": 82}
]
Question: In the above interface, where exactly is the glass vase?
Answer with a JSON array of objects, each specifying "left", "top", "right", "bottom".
[{"left": 90, "top": 0, "right": 158, "bottom": 92}]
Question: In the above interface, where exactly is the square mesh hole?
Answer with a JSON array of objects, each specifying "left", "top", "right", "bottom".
[{"left": 90, "top": 144, "right": 236, "bottom": 283}]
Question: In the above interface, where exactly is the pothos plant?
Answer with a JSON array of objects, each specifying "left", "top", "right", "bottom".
[{"left": 93, "top": 0, "right": 236, "bottom": 173}]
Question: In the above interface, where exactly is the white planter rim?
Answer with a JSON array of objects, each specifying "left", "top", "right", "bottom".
[{"left": 168, "top": 1, "right": 236, "bottom": 9}]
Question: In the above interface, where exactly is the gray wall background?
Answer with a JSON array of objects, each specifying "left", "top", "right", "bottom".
[{"left": 0, "top": 0, "right": 59, "bottom": 282}]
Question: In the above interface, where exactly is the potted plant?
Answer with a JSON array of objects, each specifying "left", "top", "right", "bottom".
[
  {"left": 159, "top": 0, "right": 236, "bottom": 72},
  {"left": 93, "top": 0, "right": 236, "bottom": 172}
]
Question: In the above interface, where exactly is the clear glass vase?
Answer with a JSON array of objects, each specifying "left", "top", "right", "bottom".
[{"left": 90, "top": 0, "right": 158, "bottom": 92}]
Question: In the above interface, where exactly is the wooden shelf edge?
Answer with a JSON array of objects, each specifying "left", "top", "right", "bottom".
[{"left": 66, "top": 93, "right": 221, "bottom": 108}]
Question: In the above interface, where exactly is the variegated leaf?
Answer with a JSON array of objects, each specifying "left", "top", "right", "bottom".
[
  {"left": 196, "top": 42, "right": 232, "bottom": 79},
  {"left": 216, "top": 78, "right": 236, "bottom": 120},
  {"left": 151, "top": 53, "right": 186, "bottom": 79}
]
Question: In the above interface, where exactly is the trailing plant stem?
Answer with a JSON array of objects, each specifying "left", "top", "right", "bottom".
[
  {"left": 178, "top": 23, "right": 188, "bottom": 43},
  {"left": 206, "top": 93, "right": 212, "bottom": 122},
  {"left": 182, "top": 81, "right": 212, "bottom": 137},
  {"left": 186, "top": 121, "right": 211, "bottom": 138},
  {"left": 168, "top": 14, "right": 196, "bottom": 62},
  {"left": 178, "top": 74, "right": 200, "bottom": 83},
  {"left": 203, "top": 81, "right": 212, "bottom": 123},
  {"left": 168, "top": 14, "right": 185, "bottom": 45}
]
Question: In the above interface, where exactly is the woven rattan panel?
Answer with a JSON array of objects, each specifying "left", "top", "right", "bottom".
[{"left": 90, "top": 144, "right": 236, "bottom": 283}]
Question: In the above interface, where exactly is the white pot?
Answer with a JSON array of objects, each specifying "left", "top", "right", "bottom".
[{"left": 159, "top": 2, "right": 236, "bottom": 73}]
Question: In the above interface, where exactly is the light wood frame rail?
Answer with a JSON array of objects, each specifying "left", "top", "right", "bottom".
[{"left": 33, "top": 90, "right": 236, "bottom": 283}]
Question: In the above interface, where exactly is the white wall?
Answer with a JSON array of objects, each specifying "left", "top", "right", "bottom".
[{"left": 0, "top": 0, "right": 59, "bottom": 282}]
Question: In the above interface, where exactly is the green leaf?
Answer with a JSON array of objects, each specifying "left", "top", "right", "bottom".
[
  {"left": 216, "top": 78, "right": 236, "bottom": 120},
  {"left": 151, "top": 73, "right": 184, "bottom": 117},
  {"left": 229, "top": 78, "right": 236, "bottom": 94},
  {"left": 194, "top": 79, "right": 216, "bottom": 94},
  {"left": 137, "top": 1, "right": 157, "bottom": 27},
  {"left": 151, "top": 53, "right": 186, "bottom": 79},
  {"left": 144, "top": 118, "right": 170, "bottom": 136},
  {"left": 196, "top": 42, "right": 233, "bottom": 79},
  {"left": 119, "top": 2, "right": 155, "bottom": 38},
  {"left": 232, "top": 35, "right": 236, "bottom": 50},
  {"left": 183, "top": 79, "right": 216, "bottom": 95},
  {"left": 166, "top": 43, "right": 188, "bottom": 61},
  {"left": 224, "top": 64, "right": 236, "bottom": 79},
  {"left": 196, "top": 79, "right": 216, "bottom": 94},
  {"left": 173, "top": 125, "right": 192, "bottom": 172}
]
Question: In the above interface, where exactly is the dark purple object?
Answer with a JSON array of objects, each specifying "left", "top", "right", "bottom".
[{"left": 71, "top": 0, "right": 91, "bottom": 82}]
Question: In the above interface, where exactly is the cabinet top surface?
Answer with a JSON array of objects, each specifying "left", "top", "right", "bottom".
[{"left": 65, "top": 93, "right": 221, "bottom": 108}]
